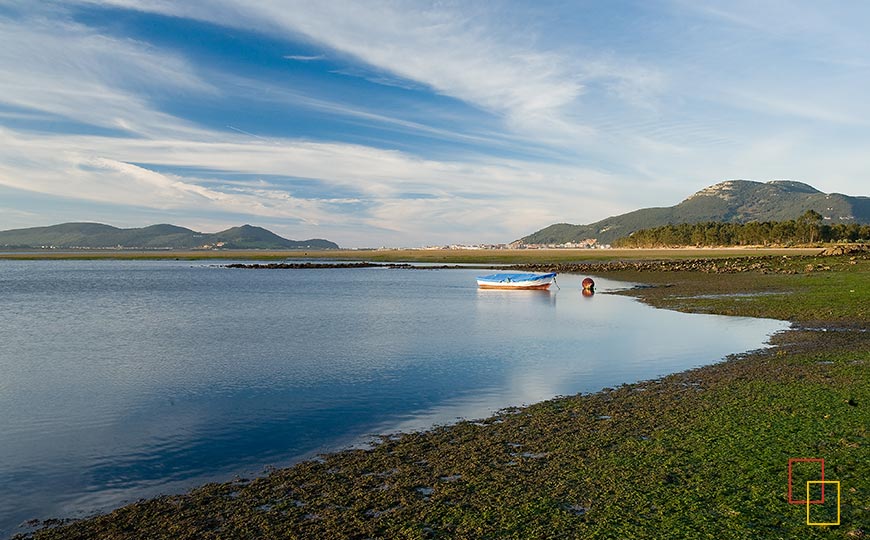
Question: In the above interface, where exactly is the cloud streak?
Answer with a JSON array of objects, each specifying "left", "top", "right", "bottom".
[
  {"left": 283, "top": 54, "right": 325, "bottom": 61},
  {"left": 72, "top": 0, "right": 649, "bottom": 139},
  {"left": 0, "top": 11, "right": 212, "bottom": 139}
]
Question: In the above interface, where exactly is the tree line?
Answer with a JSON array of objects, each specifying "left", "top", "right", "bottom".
[{"left": 613, "top": 211, "right": 870, "bottom": 248}]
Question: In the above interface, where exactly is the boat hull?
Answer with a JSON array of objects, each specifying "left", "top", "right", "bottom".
[
  {"left": 475, "top": 272, "right": 556, "bottom": 290},
  {"left": 477, "top": 282, "right": 553, "bottom": 290}
]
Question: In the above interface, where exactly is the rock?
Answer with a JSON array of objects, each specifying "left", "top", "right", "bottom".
[{"left": 820, "top": 244, "right": 869, "bottom": 256}]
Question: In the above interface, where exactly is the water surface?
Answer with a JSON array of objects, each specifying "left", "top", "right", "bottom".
[{"left": 0, "top": 261, "right": 787, "bottom": 535}]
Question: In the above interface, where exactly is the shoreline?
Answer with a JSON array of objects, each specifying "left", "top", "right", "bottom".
[
  {"left": 14, "top": 252, "right": 869, "bottom": 539},
  {"left": 0, "top": 247, "right": 824, "bottom": 262}
]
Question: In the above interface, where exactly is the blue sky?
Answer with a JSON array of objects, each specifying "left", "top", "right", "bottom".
[{"left": 1, "top": 1, "right": 869, "bottom": 247}]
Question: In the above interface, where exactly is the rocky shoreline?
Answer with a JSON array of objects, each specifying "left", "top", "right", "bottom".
[
  {"left": 513, "top": 252, "right": 868, "bottom": 275},
  {"left": 224, "top": 262, "right": 412, "bottom": 269},
  {"left": 223, "top": 262, "right": 474, "bottom": 270}
]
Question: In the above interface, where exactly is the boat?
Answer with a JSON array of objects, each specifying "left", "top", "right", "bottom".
[{"left": 476, "top": 272, "right": 557, "bottom": 290}]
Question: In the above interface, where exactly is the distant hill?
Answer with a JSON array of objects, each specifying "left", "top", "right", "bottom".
[
  {"left": 0, "top": 223, "right": 339, "bottom": 250},
  {"left": 520, "top": 180, "right": 870, "bottom": 245}
]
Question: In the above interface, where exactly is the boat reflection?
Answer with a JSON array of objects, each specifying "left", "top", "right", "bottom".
[{"left": 475, "top": 288, "right": 557, "bottom": 306}]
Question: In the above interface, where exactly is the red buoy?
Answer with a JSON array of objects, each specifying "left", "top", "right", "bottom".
[{"left": 581, "top": 277, "right": 595, "bottom": 290}]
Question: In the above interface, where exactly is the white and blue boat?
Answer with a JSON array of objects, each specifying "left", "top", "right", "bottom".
[{"left": 476, "top": 272, "right": 557, "bottom": 290}]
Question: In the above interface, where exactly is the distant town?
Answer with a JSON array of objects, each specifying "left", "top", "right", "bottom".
[{"left": 405, "top": 239, "right": 610, "bottom": 250}]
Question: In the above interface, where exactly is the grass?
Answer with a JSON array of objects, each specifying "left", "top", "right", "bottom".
[
  {"left": 593, "top": 255, "right": 870, "bottom": 324},
  {"left": 16, "top": 253, "right": 869, "bottom": 539}
]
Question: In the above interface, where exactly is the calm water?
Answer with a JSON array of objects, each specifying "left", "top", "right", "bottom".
[{"left": 0, "top": 261, "right": 787, "bottom": 535}]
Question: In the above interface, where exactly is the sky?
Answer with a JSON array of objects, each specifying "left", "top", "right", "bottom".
[{"left": 1, "top": 1, "right": 869, "bottom": 247}]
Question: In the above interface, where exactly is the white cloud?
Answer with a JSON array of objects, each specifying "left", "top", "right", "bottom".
[
  {"left": 283, "top": 54, "right": 325, "bottom": 61},
  {"left": 0, "top": 10, "right": 212, "bottom": 138},
  {"left": 723, "top": 89, "right": 865, "bottom": 126},
  {"left": 219, "top": 74, "right": 527, "bottom": 150},
  {"left": 71, "top": 0, "right": 663, "bottom": 140},
  {"left": 0, "top": 132, "right": 348, "bottom": 225}
]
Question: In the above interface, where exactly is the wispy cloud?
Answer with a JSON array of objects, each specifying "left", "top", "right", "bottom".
[
  {"left": 329, "top": 67, "right": 423, "bottom": 91},
  {"left": 218, "top": 74, "right": 523, "bottom": 152},
  {"left": 61, "top": 0, "right": 682, "bottom": 171},
  {"left": 72, "top": 1, "right": 662, "bottom": 141},
  {"left": 282, "top": 54, "right": 324, "bottom": 61},
  {"left": 722, "top": 89, "right": 866, "bottom": 126},
  {"left": 0, "top": 10, "right": 213, "bottom": 138}
]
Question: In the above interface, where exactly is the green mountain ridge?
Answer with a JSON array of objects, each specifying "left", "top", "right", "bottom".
[
  {"left": 520, "top": 180, "right": 870, "bottom": 245},
  {"left": 0, "top": 223, "right": 339, "bottom": 250}
]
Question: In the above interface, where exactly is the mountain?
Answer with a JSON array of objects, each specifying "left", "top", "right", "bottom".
[
  {"left": 0, "top": 223, "right": 339, "bottom": 250},
  {"left": 520, "top": 180, "right": 870, "bottom": 245},
  {"left": 208, "top": 225, "right": 338, "bottom": 249}
]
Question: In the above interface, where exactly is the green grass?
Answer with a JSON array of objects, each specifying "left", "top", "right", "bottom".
[
  {"left": 17, "top": 253, "right": 869, "bottom": 539},
  {"left": 603, "top": 255, "right": 870, "bottom": 323}
]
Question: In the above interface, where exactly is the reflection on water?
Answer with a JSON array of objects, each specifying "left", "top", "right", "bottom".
[
  {"left": 0, "top": 262, "right": 787, "bottom": 535},
  {"left": 475, "top": 287, "right": 557, "bottom": 306}
]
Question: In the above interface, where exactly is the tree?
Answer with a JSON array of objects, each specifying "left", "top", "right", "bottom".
[{"left": 797, "top": 210, "right": 824, "bottom": 243}]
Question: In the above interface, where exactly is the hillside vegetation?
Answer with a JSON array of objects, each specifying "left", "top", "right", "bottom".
[
  {"left": 521, "top": 180, "right": 870, "bottom": 245},
  {"left": 614, "top": 211, "right": 870, "bottom": 248}
]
